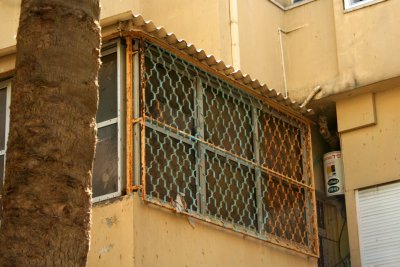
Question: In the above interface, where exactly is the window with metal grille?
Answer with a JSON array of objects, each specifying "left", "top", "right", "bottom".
[{"left": 131, "top": 40, "right": 318, "bottom": 256}]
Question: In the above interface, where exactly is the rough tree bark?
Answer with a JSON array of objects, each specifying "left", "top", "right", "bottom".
[{"left": 0, "top": 0, "right": 101, "bottom": 266}]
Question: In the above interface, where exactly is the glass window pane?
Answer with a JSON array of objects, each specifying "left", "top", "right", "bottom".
[
  {"left": 93, "top": 124, "right": 118, "bottom": 198},
  {"left": 97, "top": 52, "right": 118, "bottom": 122},
  {"left": 0, "top": 88, "right": 7, "bottom": 150}
]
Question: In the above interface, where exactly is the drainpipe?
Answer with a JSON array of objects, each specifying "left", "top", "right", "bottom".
[
  {"left": 300, "top": 85, "right": 321, "bottom": 109},
  {"left": 229, "top": 0, "right": 240, "bottom": 69},
  {"left": 278, "top": 24, "right": 308, "bottom": 98},
  {"left": 278, "top": 28, "right": 288, "bottom": 98}
]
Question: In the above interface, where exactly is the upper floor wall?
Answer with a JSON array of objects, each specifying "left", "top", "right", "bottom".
[
  {"left": 0, "top": 0, "right": 231, "bottom": 62},
  {"left": 284, "top": 0, "right": 400, "bottom": 101},
  {"left": 0, "top": 0, "right": 399, "bottom": 102}
]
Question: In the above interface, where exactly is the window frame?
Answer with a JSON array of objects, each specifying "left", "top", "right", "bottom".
[
  {"left": 0, "top": 79, "right": 11, "bottom": 188},
  {"left": 0, "top": 43, "right": 128, "bottom": 203},
  {"left": 92, "top": 40, "right": 126, "bottom": 203},
  {"left": 344, "top": 0, "right": 387, "bottom": 11}
]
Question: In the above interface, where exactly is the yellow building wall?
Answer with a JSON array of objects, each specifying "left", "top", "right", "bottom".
[
  {"left": 0, "top": 0, "right": 20, "bottom": 51},
  {"left": 87, "top": 196, "right": 135, "bottom": 267},
  {"left": 281, "top": 0, "right": 400, "bottom": 101},
  {"left": 336, "top": 86, "right": 400, "bottom": 266},
  {"left": 237, "top": 0, "right": 286, "bottom": 93},
  {"left": 88, "top": 194, "right": 317, "bottom": 267},
  {"left": 101, "top": 0, "right": 232, "bottom": 65},
  {"left": 332, "top": 0, "right": 400, "bottom": 95},
  {"left": 137, "top": 0, "right": 232, "bottom": 66},
  {"left": 284, "top": 0, "right": 339, "bottom": 100},
  {"left": 0, "top": 0, "right": 232, "bottom": 71}
]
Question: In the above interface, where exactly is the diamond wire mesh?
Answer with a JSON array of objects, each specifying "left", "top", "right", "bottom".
[{"left": 137, "top": 41, "right": 317, "bottom": 255}]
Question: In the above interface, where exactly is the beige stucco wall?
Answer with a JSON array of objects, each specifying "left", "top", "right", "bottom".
[
  {"left": 0, "top": 0, "right": 20, "bottom": 50},
  {"left": 284, "top": 0, "right": 339, "bottom": 100},
  {"left": 331, "top": 0, "right": 400, "bottom": 95},
  {"left": 237, "top": 0, "right": 286, "bottom": 93},
  {"left": 137, "top": 0, "right": 232, "bottom": 66},
  {"left": 88, "top": 194, "right": 317, "bottom": 267},
  {"left": 87, "top": 196, "right": 135, "bottom": 267},
  {"left": 0, "top": 54, "right": 15, "bottom": 78},
  {"left": 282, "top": 0, "right": 400, "bottom": 101},
  {"left": 336, "top": 86, "right": 400, "bottom": 266},
  {"left": 101, "top": 0, "right": 232, "bottom": 65},
  {"left": 0, "top": 0, "right": 232, "bottom": 69}
]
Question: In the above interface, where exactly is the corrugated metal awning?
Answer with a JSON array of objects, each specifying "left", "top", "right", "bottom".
[{"left": 101, "top": 12, "right": 312, "bottom": 116}]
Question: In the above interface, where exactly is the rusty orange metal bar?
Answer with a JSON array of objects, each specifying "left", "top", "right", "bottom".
[
  {"left": 307, "top": 123, "right": 320, "bottom": 257},
  {"left": 130, "top": 185, "right": 142, "bottom": 191},
  {"left": 131, "top": 118, "right": 142, "bottom": 124},
  {"left": 139, "top": 38, "right": 147, "bottom": 201},
  {"left": 125, "top": 36, "right": 133, "bottom": 194}
]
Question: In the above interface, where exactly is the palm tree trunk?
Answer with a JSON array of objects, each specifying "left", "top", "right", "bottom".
[{"left": 0, "top": 1, "right": 101, "bottom": 266}]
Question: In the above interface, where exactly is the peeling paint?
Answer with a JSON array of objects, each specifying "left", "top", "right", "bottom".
[
  {"left": 105, "top": 215, "right": 118, "bottom": 227},
  {"left": 98, "top": 244, "right": 114, "bottom": 255},
  {"left": 187, "top": 217, "right": 196, "bottom": 229}
]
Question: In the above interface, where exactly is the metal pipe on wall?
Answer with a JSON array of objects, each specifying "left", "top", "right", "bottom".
[
  {"left": 278, "top": 24, "right": 308, "bottom": 98},
  {"left": 278, "top": 27, "right": 289, "bottom": 98},
  {"left": 229, "top": 0, "right": 241, "bottom": 70}
]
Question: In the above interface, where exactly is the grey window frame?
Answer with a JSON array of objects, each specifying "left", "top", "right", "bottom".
[
  {"left": 344, "top": 0, "right": 387, "bottom": 11},
  {"left": 0, "top": 79, "right": 11, "bottom": 190},
  {"left": 93, "top": 40, "right": 126, "bottom": 202}
]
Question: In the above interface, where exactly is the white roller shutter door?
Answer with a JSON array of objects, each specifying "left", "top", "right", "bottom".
[{"left": 357, "top": 181, "right": 400, "bottom": 267}]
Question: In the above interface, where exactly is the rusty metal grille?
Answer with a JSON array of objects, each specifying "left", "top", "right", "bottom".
[{"left": 132, "top": 40, "right": 318, "bottom": 256}]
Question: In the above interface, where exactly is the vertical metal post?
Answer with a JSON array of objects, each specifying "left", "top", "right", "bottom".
[
  {"left": 125, "top": 37, "right": 133, "bottom": 193},
  {"left": 301, "top": 129, "right": 310, "bottom": 250},
  {"left": 117, "top": 40, "right": 125, "bottom": 198},
  {"left": 140, "top": 39, "right": 147, "bottom": 200},
  {"left": 301, "top": 124, "right": 318, "bottom": 255},
  {"left": 132, "top": 39, "right": 141, "bottom": 187},
  {"left": 306, "top": 124, "right": 319, "bottom": 256},
  {"left": 196, "top": 78, "right": 207, "bottom": 214},
  {"left": 252, "top": 106, "right": 264, "bottom": 233}
]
